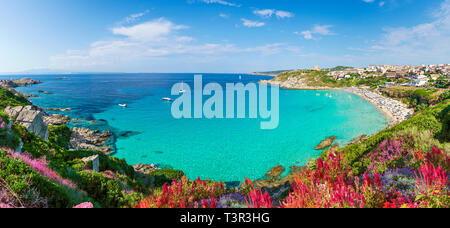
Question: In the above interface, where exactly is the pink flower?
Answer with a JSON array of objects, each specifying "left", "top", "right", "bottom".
[
  {"left": 73, "top": 202, "right": 94, "bottom": 208},
  {"left": 2, "top": 147, "right": 77, "bottom": 189}
]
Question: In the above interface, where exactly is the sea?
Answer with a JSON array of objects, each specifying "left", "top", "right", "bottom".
[{"left": 3, "top": 73, "right": 388, "bottom": 183}]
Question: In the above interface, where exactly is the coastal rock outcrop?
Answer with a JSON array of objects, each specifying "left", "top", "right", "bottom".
[
  {"left": 0, "top": 78, "right": 42, "bottom": 88},
  {"left": 265, "top": 165, "right": 285, "bottom": 181},
  {"left": 133, "top": 164, "right": 160, "bottom": 188},
  {"left": 253, "top": 165, "right": 304, "bottom": 200},
  {"left": 43, "top": 114, "right": 70, "bottom": 126},
  {"left": 69, "top": 128, "right": 112, "bottom": 155},
  {"left": 133, "top": 163, "right": 160, "bottom": 175},
  {"left": 4, "top": 106, "right": 49, "bottom": 141},
  {"left": 315, "top": 136, "right": 337, "bottom": 150}
]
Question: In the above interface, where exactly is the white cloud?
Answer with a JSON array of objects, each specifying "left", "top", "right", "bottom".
[
  {"left": 379, "top": 1, "right": 385, "bottom": 7},
  {"left": 357, "top": 0, "right": 450, "bottom": 65},
  {"left": 297, "top": 25, "right": 334, "bottom": 40},
  {"left": 193, "top": 0, "right": 241, "bottom": 7},
  {"left": 112, "top": 18, "right": 187, "bottom": 42},
  {"left": 253, "top": 9, "right": 294, "bottom": 19},
  {"left": 123, "top": 10, "right": 149, "bottom": 24},
  {"left": 50, "top": 18, "right": 302, "bottom": 70},
  {"left": 275, "top": 11, "right": 294, "bottom": 19},
  {"left": 253, "top": 9, "right": 275, "bottom": 18},
  {"left": 362, "top": 0, "right": 375, "bottom": 3},
  {"left": 219, "top": 13, "right": 229, "bottom": 18},
  {"left": 241, "top": 18, "right": 265, "bottom": 27}
]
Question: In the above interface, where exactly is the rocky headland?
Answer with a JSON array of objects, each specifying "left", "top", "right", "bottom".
[{"left": 0, "top": 78, "right": 42, "bottom": 88}]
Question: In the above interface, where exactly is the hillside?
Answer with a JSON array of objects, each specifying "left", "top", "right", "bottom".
[{"left": 265, "top": 70, "right": 393, "bottom": 89}]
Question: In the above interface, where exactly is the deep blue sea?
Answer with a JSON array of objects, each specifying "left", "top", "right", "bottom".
[{"left": 3, "top": 73, "right": 388, "bottom": 183}]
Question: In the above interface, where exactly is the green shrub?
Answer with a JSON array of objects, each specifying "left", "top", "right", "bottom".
[
  {"left": 48, "top": 125, "right": 72, "bottom": 149},
  {"left": 73, "top": 171, "right": 141, "bottom": 208},
  {"left": 149, "top": 169, "right": 185, "bottom": 187},
  {"left": 0, "top": 127, "right": 20, "bottom": 149}
]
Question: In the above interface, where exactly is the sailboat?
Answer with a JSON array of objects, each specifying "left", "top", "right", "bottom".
[
  {"left": 239, "top": 75, "right": 242, "bottom": 80},
  {"left": 118, "top": 104, "right": 127, "bottom": 107}
]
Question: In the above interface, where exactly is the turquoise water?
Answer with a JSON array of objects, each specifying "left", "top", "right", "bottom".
[{"left": 6, "top": 74, "right": 388, "bottom": 183}]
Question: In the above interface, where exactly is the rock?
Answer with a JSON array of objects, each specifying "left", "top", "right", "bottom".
[
  {"left": 69, "top": 128, "right": 112, "bottom": 155},
  {"left": 43, "top": 114, "right": 70, "bottom": 126},
  {"left": 133, "top": 163, "right": 160, "bottom": 175},
  {"left": 82, "top": 155, "right": 99, "bottom": 172},
  {"left": 45, "top": 108, "right": 71, "bottom": 112},
  {"left": 5, "top": 106, "right": 49, "bottom": 141},
  {"left": 322, "top": 143, "right": 340, "bottom": 156},
  {"left": 315, "top": 136, "right": 336, "bottom": 150},
  {"left": 0, "top": 78, "right": 41, "bottom": 88},
  {"left": 15, "top": 139, "right": 23, "bottom": 154},
  {"left": 265, "top": 165, "right": 285, "bottom": 181},
  {"left": 133, "top": 164, "right": 159, "bottom": 188},
  {"left": 4, "top": 106, "right": 25, "bottom": 119},
  {"left": 37, "top": 90, "right": 53, "bottom": 94},
  {"left": 350, "top": 135, "right": 368, "bottom": 144},
  {"left": 23, "top": 93, "right": 39, "bottom": 98}
]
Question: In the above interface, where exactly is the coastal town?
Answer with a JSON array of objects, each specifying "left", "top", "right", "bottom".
[
  {"left": 324, "top": 64, "right": 450, "bottom": 88},
  {"left": 259, "top": 63, "right": 449, "bottom": 126}
]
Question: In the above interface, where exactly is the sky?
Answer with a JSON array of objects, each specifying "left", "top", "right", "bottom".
[{"left": 0, "top": 0, "right": 449, "bottom": 73}]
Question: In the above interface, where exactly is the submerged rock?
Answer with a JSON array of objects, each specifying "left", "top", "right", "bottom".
[
  {"left": 45, "top": 107, "right": 71, "bottom": 112},
  {"left": 315, "top": 136, "right": 337, "bottom": 150}
]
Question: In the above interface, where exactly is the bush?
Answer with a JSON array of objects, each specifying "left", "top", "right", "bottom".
[
  {"left": 0, "top": 149, "right": 71, "bottom": 208},
  {"left": 48, "top": 125, "right": 72, "bottom": 149},
  {"left": 62, "top": 150, "right": 136, "bottom": 178},
  {"left": 149, "top": 169, "right": 185, "bottom": 187},
  {"left": 73, "top": 170, "right": 141, "bottom": 208}
]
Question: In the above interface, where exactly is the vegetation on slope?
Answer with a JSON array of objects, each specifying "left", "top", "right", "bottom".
[
  {"left": 275, "top": 70, "right": 393, "bottom": 89},
  {"left": 0, "top": 87, "right": 30, "bottom": 110}
]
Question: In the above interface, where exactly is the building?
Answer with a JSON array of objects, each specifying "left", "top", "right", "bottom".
[{"left": 386, "top": 72, "right": 397, "bottom": 79}]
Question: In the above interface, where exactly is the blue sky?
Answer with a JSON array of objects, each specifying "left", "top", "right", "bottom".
[{"left": 0, "top": 0, "right": 449, "bottom": 73}]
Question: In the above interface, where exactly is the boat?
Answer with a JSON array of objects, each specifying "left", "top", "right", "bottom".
[
  {"left": 179, "top": 81, "right": 186, "bottom": 93},
  {"left": 239, "top": 75, "right": 242, "bottom": 80},
  {"left": 162, "top": 97, "right": 173, "bottom": 101},
  {"left": 118, "top": 104, "right": 127, "bottom": 107}
]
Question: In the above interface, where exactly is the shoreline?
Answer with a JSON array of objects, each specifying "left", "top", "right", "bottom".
[
  {"left": 260, "top": 80, "right": 414, "bottom": 127},
  {"left": 336, "top": 87, "right": 414, "bottom": 127}
]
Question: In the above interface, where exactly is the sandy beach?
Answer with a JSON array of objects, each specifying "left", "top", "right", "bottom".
[{"left": 338, "top": 87, "right": 414, "bottom": 127}]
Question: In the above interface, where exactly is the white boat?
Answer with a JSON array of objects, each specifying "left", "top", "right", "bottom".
[
  {"left": 118, "top": 104, "right": 127, "bottom": 107},
  {"left": 162, "top": 97, "right": 173, "bottom": 101},
  {"left": 179, "top": 81, "right": 186, "bottom": 93},
  {"left": 239, "top": 75, "right": 242, "bottom": 80}
]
